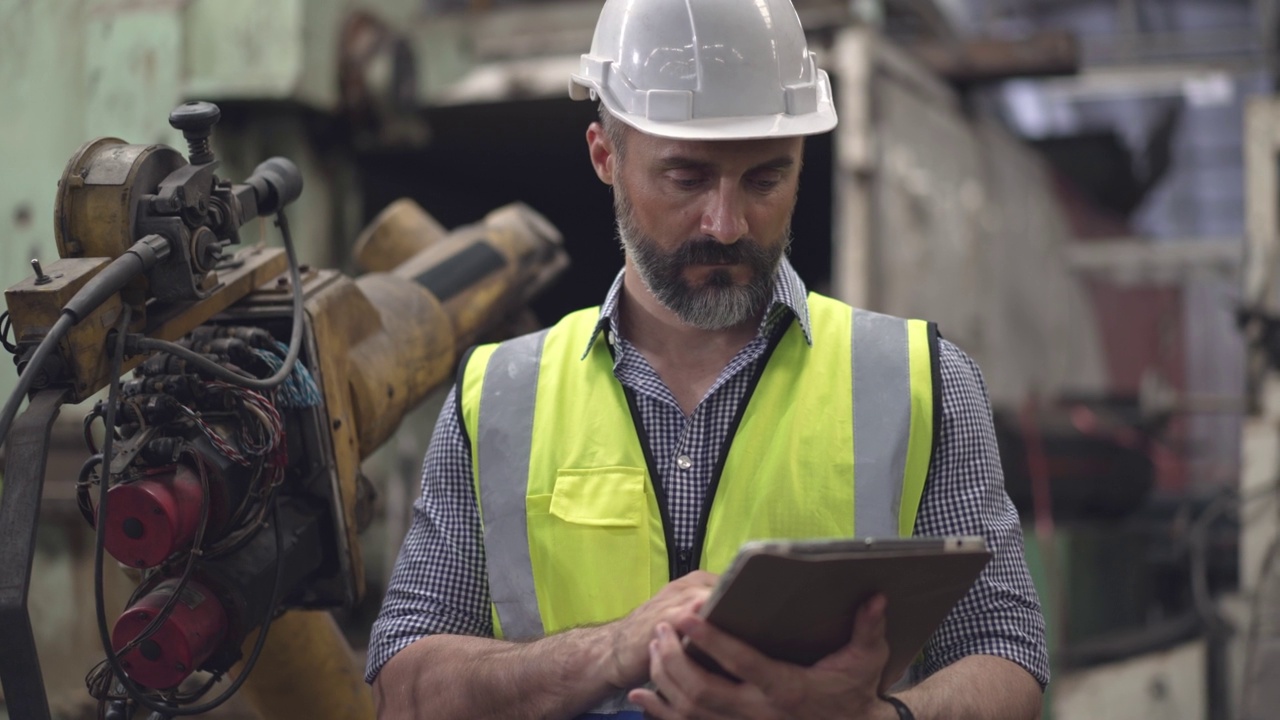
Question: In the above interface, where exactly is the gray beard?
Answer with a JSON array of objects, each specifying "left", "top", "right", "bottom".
[{"left": 614, "top": 186, "right": 791, "bottom": 331}]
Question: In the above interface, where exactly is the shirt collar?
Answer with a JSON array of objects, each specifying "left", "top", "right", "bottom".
[{"left": 580, "top": 256, "right": 813, "bottom": 360}]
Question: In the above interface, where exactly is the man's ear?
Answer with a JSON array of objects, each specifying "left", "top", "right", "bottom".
[{"left": 586, "top": 122, "right": 615, "bottom": 185}]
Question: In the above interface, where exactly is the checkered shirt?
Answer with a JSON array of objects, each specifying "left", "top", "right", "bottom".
[{"left": 366, "top": 259, "right": 1050, "bottom": 690}]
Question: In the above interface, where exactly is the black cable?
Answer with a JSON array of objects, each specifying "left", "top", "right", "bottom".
[
  {"left": 0, "top": 195, "right": 297, "bottom": 712},
  {"left": 84, "top": 407, "right": 103, "bottom": 455},
  {"left": 1241, "top": 533, "right": 1280, "bottom": 714},
  {"left": 205, "top": 479, "right": 282, "bottom": 559},
  {"left": 1186, "top": 489, "right": 1236, "bottom": 634},
  {"left": 76, "top": 454, "right": 104, "bottom": 527},
  {"left": 3, "top": 233, "right": 169, "bottom": 454},
  {"left": 0, "top": 310, "right": 16, "bottom": 354},
  {"left": 0, "top": 312, "right": 75, "bottom": 453},
  {"left": 132, "top": 211, "right": 305, "bottom": 392},
  {"left": 94, "top": 305, "right": 287, "bottom": 714},
  {"left": 221, "top": 455, "right": 268, "bottom": 536},
  {"left": 93, "top": 306, "right": 134, "bottom": 696},
  {"left": 113, "top": 504, "right": 285, "bottom": 717}
]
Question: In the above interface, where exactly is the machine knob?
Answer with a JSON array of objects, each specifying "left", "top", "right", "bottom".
[{"left": 168, "top": 101, "right": 221, "bottom": 165}]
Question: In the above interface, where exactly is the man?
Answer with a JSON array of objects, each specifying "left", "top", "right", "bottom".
[{"left": 367, "top": 0, "right": 1048, "bottom": 717}]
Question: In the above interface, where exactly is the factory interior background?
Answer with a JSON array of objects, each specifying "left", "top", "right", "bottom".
[{"left": 1, "top": 0, "right": 1277, "bottom": 717}]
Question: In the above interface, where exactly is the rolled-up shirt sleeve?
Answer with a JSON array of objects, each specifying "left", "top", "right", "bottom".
[
  {"left": 912, "top": 339, "right": 1050, "bottom": 688},
  {"left": 365, "top": 386, "right": 492, "bottom": 683}
]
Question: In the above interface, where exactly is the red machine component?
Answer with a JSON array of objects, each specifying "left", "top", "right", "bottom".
[
  {"left": 102, "top": 465, "right": 205, "bottom": 569},
  {"left": 112, "top": 578, "right": 229, "bottom": 690}
]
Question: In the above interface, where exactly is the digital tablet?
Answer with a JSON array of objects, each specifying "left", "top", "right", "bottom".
[{"left": 687, "top": 536, "right": 991, "bottom": 689}]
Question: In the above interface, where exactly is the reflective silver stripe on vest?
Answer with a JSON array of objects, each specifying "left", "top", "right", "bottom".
[
  {"left": 477, "top": 330, "right": 549, "bottom": 640},
  {"left": 852, "top": 310, "right": 911, "bottom": 538}
]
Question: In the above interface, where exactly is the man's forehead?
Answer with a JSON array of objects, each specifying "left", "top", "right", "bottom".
[{"left": 622, "top": 123, "right": 802, "bottom": 160}]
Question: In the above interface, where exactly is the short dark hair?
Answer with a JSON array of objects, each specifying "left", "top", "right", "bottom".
[{"left": 599, "top": 104, "right": 627, "bottom": 160}]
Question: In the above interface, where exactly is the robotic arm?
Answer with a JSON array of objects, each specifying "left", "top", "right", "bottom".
[{"left": 0, "top": 101, "right": 567, "bottom": 719}]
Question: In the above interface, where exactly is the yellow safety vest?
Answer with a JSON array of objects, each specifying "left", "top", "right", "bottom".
[{"left": 459, "top": 293, "right": 938, "bottom": 642}]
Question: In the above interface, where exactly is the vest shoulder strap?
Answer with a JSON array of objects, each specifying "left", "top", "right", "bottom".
[
  {"left": 844, "top": 300, "right": 940, "bottom": 535},
  {"left": 459, "top": 308, "right": 604, "bottom": 639}
]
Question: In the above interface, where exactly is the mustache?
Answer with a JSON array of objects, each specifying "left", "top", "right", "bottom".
[{"left": 674, "top": 237, "right": 770, "bottom": 266}]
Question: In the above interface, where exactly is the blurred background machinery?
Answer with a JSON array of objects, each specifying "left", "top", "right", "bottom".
[{"left": 3, "top": 0, "right": 1280, "bottom": 718}]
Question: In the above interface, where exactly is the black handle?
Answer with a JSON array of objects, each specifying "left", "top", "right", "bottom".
[
  {"left": 245, "top": 157, "right": 304, "bottom": 216},
  {"left": 169, "top": 101, "right": 221, "bottom": 165}
]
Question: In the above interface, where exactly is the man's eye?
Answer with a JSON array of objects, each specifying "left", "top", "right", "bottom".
[
  {"left": 669, "top": 174, "right": 705, "bottom": 188},
  {"left": 751, "top": 177, "right": 782, "bottom": 191}
]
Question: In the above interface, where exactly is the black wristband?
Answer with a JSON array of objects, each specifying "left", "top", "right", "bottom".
[{"left": 882, "top": 695, "right": 916, "bottom": 720}]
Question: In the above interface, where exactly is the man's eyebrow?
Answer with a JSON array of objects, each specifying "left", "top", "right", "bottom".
[
  {"left": 753, "top": 156, "right": 797, "bottom": 171},
  {"left": 654, "top": 156, "right": 712, "bottom": 170}
]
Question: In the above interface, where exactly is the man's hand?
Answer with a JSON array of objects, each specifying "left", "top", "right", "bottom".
[
  {"left": 605, "top": 570, "right": 719, "bottom": 690},
  {"left": 628, "top": 594, "right": 898, "bottom": 720}
]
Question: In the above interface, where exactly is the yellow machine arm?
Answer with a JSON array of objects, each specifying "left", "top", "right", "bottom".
[{"left": 0, "top": 102, "right": 567, "bottom": 720}]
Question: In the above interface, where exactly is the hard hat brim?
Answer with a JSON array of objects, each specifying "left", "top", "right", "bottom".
[
  {"left": 570, "top": 72, "right": 838, "bottom": 141},
  {"left": 610, "top": 102, "right": 838, "bottom": 141}
]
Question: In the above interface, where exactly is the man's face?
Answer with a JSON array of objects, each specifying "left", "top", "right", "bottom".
[{"left": 601, "top": 125, "right": 803, "bottom": 331}]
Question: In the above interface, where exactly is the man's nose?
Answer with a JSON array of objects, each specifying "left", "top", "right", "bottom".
[{"left": 700, "top": 181, "right": 749, "bottom": 244}]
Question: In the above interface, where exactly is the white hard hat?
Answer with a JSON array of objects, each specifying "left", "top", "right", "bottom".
[{"left": 569, "top": 0, "right": 837, "bottom": 140}]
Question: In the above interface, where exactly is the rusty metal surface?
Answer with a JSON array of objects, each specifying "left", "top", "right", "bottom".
[
  {"left": 303, "top": 270, "right": 386, "bottom": 606},
  {"left": 339, "top": 11, "right": 428, "bottom": 148},
  {"left": 184, "top": 0, "right": 422, "bottom": 111},
  {"left": 831, "top": 27, "right": 1108, "bottom": 408},
  {"left": 353, "top": 199, "right": 447, "bottom": 273},
  {"left": 53, "top": 139, "right": 187, "bottom": 310},
  {"left": 389, "top": 202, "right": 567, "bottom": 350},
  {"left": 144, "top": 245, "right": 288, "bottom": 341},
  {"left": 0, "top": 0, "right": 393, "bottom": 406},
  {"left": 4, "top": 258, "right": 123, "bottom": 402},
  {"left": 248, "top": 200, "right": 567, "bottom": 615},
  {"left": 54, "top": 139, "right": 175, "bottom": 258},
  {"left": 3, "top": 247, "right": 286, "bottom": 404},
  {"left": 183, "top": 0, "right": 312, "bottom": 104}
]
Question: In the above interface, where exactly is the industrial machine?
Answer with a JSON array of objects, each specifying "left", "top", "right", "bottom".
[{"left": 0, "top": 101, "right": 568, "bottom": 719}]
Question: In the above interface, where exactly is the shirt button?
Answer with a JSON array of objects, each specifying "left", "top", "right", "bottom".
[{"left": 676, "top": 454, "right": 693, "bottom": 470}]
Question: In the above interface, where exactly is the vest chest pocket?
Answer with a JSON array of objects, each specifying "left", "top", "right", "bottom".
[{"left": 526, "top": 466, "right": 652, "bottom": 634}]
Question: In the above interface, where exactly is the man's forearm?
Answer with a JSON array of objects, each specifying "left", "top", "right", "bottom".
[
  {"left": 895, "top": 655, "right": 1042, "bottom": 720},
  {"left": 372, "top": 628, "right": 617, "bottom": 720}
]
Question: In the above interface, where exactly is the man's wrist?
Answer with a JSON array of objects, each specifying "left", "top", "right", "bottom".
[
  {"left": 583, "top": 621, "right": 630, "bottom": 690},
  {"left": 880, "top": 694, "right": 916, "bottom": 720}
]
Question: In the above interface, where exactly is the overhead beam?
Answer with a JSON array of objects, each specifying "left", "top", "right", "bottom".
[
  {"left": 1063, "top": 238, "right": 1243, "bottom": 286},
  {"left": 904, "top": 30, "right": 1080, "bottom": 85}
]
